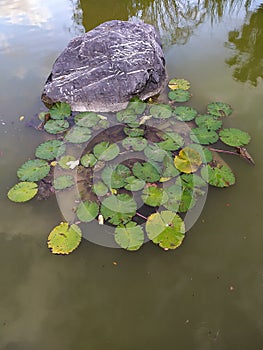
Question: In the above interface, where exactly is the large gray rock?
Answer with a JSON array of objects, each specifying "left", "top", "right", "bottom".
[{"left": 41, "top": 20, "right": 167, "bottom": 112}]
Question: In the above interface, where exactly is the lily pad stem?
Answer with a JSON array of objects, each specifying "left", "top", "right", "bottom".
[{"left": 136, "top": 212, "right": 148, "bottom": 221}]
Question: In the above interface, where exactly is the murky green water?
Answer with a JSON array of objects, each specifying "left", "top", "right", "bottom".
[{"left": 0, "top": 1, "right": 263, "bottom": 349}]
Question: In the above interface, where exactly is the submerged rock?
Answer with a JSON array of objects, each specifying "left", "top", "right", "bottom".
[{"left": 41, "top": 20, "right": 167, "bottom": 112}]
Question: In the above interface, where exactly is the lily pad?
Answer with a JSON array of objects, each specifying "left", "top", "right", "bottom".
[
  {"left": 49, "top": 102, "right": 71, "bottom": 120},
  {"left": 17, "top": 159, "right": 50, "bottom": 181},
  {"left": 101, "top": 165, "right": 131, "bottom": 189},
  {"left": 44, "top": 119, "right": 70, "bottom": 134},
  {"left": 158, "top": 132, "right": 184, "bottom": 151},
  {"left": 115, "top": 221, "right": 144, "bottom": 251},
  {"left": 144, "top": 144, "right": 167, "bottom": 162},
  {"left": 101, "top": 194, "right": 137, "bottom": 225},
  {"left": 35, "top": 140, "right": 66, "bottom": 160},
  {"left": 7, "top": 182, "right": 38, "bottom": 202},
  {"left": 201, "top": 164, "right": 235, "bottom": 187},
  {"left": 65, "top": 126, "right": 92, "bottom": 143},
  {"left": 76, "top": 200, "right": 99, "bottom": 222},
  {"left": 93, "top": 142, "right": 120, "bottom": 161},
  {"left": 92, "top": 181, "right": 108, "bottom": 197},
  {"left": 53, "top": 175, "right": 74, "bottom": 190},
  {"left": 132, "top": 162, "right": 160, "bottom": 182},
  {"left": 187, "top": 143, "right": 213, "bottom": 163},
  {"left": 163, "top": 185, "right": 196, "bottom": 213},
  {"left": 74, "top": 112, "right": 100, "bottom": 127},
  {"left": 122, "top": 137, "right": 147, "bottom": 151},
  {"left": 58, "top": 155, "right": 77, "bottom": 169},
  {"left": 80, "top": 153, "right": 97, "bottom": 167},
  {"left": 168, "top": 78, "right": 190, "bottom": 91},
  {"left": 124, "top": 127, "right": 145, "bottom": 137},
  {"left": 146, "top": 211, "right": 185, "bottom": 250},
  {"left": 174, "top": 106, "right": 197, "bottom": 121},
  {"left": 207, "top": 102, "right": 233, "bottom": 117},
  {"left": 141, "top": 186, "right": 166, "bottom": 207},
  {"left": 168, "top": 89, "right": 190, "bottom": 102},
  {"left": 116, "top": 109, "right": 137, "bottom": 124},
  {"left": 124, "top": 176, "right": 145, "bottom": 191},
  {"left": 190, "top": 127, "right": 219, "bottom": 145},
  {"left": 47, "top": 222, "right": 81, "bottom": 255},
  {"left": 174, "top": 147, "right": 202, "bottom": 173},
  {"left": 179, "top": 173, "right": 207, "bottom": 189},
  {"left": 127, "top": 97, "right": 147, "bottom": 114},
  {"left": 219, "top": 128, "right": 251, "bottom": 147},
  {"left": 150, "top": 104, "right": 172, "bottom": 119},
  {"left": 162, "top": 155, "right": 180, "bottom": 178},
  {"left": 195, "top": 114, "right": 222, "bottom": 131}
]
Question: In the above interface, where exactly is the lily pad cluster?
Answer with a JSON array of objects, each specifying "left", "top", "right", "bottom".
[{"left": 7, "top": 79, "right": 253, "bottom": 255}]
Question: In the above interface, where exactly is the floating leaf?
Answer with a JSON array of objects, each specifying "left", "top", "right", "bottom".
[
  {"left": 195, "top": 114, "right": 222, "bottom": 131},
  {"left": 74, "top": 112, "right": 100, "bottom": 127},
  {"left": 122, "top": 137, "right": 147, "bottom": 151},
  {"left": 128, "top": 97, "right": 147, "bottom": 114},
  {"left": 44, "top": 119, "right": 69, "bottom": 134},
  {"left": 92, "top": 181, "right": 108, "bottom": 196},
  {"left": 65, "top": 126, "right": 92, "bottom": 143},
  {"left": 132, "top": 162, "right": 160, "bottom": 182},
  {"left": 58, "top": 155, "right": 77, "bottom": 169},
  {"left": 207, "top": 102, "right": 232, "bottom": 117},
  {"left": 124, "top": 127, "right": 145, "bottom": 137},
  {"left": 101, "top": 165, "right": 131, "bottom": 189},
  {"left": 150, "top": 104, "right": 172, "bottom": 119},
  {"left": 49, "top": 102, "right": 71, "bottom": 120},
  {"left": 80, "top": 153, "right": 97, "bottom": 167},
  {"left": 179, "top": 173, "right": 207, "bottom": 189},
  {"left": 115, "top": 222, "right": 144, "bottom": 251},
  {"left": 163, "top": 185, "right": 196, "bottom": 213},
  {"left": 76, "top": 200, "right": 99, "bottom": 222},
  {"left": 174, "top": 147, "right": 202, "bottom": 173},
  {"left": 219, "top": 128, "right": 251, "bottom": 147},
  {"left": 141, "top": 186, "right": 167, "bottom": 207},
  {"left": 168, "top": 78, "right": 190, "bottom": 91},
  {"left": 168, "top": 89, "right": 190, "bottom": 102},
  {"left": 158, "top": 132, "right": 184, "bottom": 151},
  {"left": 17, "top": 159, "right": 50, "bottom": 181},
  {"left": 187, "top": 143, "right": 213, "bottom": 163},
  {"left": 201, "top": 164, "right": 235, "bottom": 187},
  {"left": 162, "top": 155, "right": 180, "bottom": 178},
  {"left": 146, "top": 211, "right": 185, "bottom": 250},
  {"left": 96, "top": 119, "right": 110, "bottom": 129},
  {"left": 35, "top": 140, "right": 66, "bottom": 160},
  {"left": 144, "top": 144, "right": 167, "bottom": 162},
  {"left": 7, "top": 182, "right": 38, "bottom": 202},
  {"left": 47, "top": 222, "right": 81, "bottom": 255},
  {"left": 93, "top": 142, "right": 120, "bottom": 161},
  {"left": 190, "top": 127, "right": 219, "bottom": 145},
  {"left": 124, "top": 176, "right": 145, "bottom": 191},
  {"left": 174, "top": 106, "right": 197, "bottom": 121},
  {"left": 101, "top": 194, "right": 137, "bottom": 225},
  {"left": 116, "top": 109, "right": 137, "bottom": 124},
  {"left": 53, "top": 175, "right": 74, "bottom": 190}
]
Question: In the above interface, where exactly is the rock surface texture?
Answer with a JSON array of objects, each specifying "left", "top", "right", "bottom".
[{"left": 42, "top": 20, "right": 167, "bottom": 112}]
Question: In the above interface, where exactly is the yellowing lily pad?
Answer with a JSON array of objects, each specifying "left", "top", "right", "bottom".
[
  {"left": 174, "top": 147, "right": 202, "bottom": 173},
  {"left": 47, "top": 222, "right": 81, "bottom": 255},
  {"left": 168, "top": 78, "right": 190, "bottom": 90}
]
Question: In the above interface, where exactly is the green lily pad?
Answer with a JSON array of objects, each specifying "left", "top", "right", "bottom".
[
  {"left": 179, "top": 173, "right": 207, "bottom": 189},
  {"left": 80, "top": 153, "right": 97, "bottom": 167},
  {"left": 7, "top": 182, "right": 38, "bottom": 202},
  {"left": 115, "top": 221, "right": 144, "bottom": 251},
  {"left": 101, "top": 194, "right": 137, "bottom": 225},
  {"left": 190, "top": 127, "right": 219, "bottom": 145},
  {"left": 144, "top": 144, "right": 167, "bottom": 162},
  {"left": 65, "top": 126, "right": 92, "bottom": 143},
  {"left": 162, "top": 155, "right": 180, "bottom": 178},
  {"left": 163, "top": 185, "right": 196, "bottom": 213},
  {"left": 127, "top": 97, "right": 147, "bottom": 114},
  {"left": 201, "top": 164, "right": 235, "bottom": 187},
  {"left": 17, "top": 159, "right": 50, "bottom": 181},
  {"left": 150, "top": 104, "right": 172, "bottom": 119},
  {"left": 195, "top": 114, "right": 222, "bottom": 131},
  {"left": 124, "top": 176, "right": 145, "bottom": 191},
  {"left": 122, "top": 137, "right": 147, "bottom": 151},
  {"left": 101, "top": 165, "right": 131, "bottom": 189},
  {"left": 44, "top": 119, "right": 70, "bottom": 134},
  {"left": 168, "top": 89, "right": 190, "bottom": 102},
  {"left": 53, "top": 175, "right": 74, "bottom": 190},
  {"left": 35, "top": 140, "right": 66, "bottom": 160},
  {"left": 187, "top": 143, "right": 213, "bottom": 163},
  {"left": 207, "top": 102, "right": 233, "bottom": 117},
  {"left": 74, "top": 112, "right": 100, "bottom": 127},
  {"left": 146, "top": 211, "right": 185, "bottom": 250},
  {"left": 76, "top": 200, "right": 99, "bottom": 222},
  {"left": 93, "top": 142, "right": 120, "bottom": 161},
  {"left": 58, "top": 155, "right": 77, "bottom": 169},
  {"left": 132, "top": 162, "right": 160, "bottom": 182},
  {"left": 92, "top": 181, "right": 108, "bottom": 197},
  {"left": 174, "top": 106, "right": 197, "bottom": 121},
  {"left": 116, "top": 109, "right": 137, "bottom": 124},
  {"left": 219, "top": 128, "right": 251, "bottom": 147},
  {"left": 49, "top": 102, "right": 71, "bottom": 120},
  {"left": 174, "top": 147, "right": 202, "bottom": 173},
  {"left": 47, "top": 222, "right": 81, "bottom": 255},
  {"left": 124, "top": 127, "right": 145, "bottom": 137},
  {"left": 158, "top": 132, "right": 184, "bottom": 151},
  {"left": 168, "top": 78, "right": 190, "bottom": 91},
  {"left": 96, "top": 119, "right": 110, "bottom": 130},
  {"left": 141, "top": 186, "right": 166, "bottom": 207}
]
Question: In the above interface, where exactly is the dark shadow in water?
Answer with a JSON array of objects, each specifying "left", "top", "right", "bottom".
[
  {"left": 70, "top": 0, "right": 252, "bottom": 46},
  {"left": 225, "top": 4, "right": 263, "bottom": 86}
]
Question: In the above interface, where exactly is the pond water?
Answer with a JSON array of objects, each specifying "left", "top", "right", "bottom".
[{"left": 0, "top": 0, "right": 263, "bottom": 349}]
